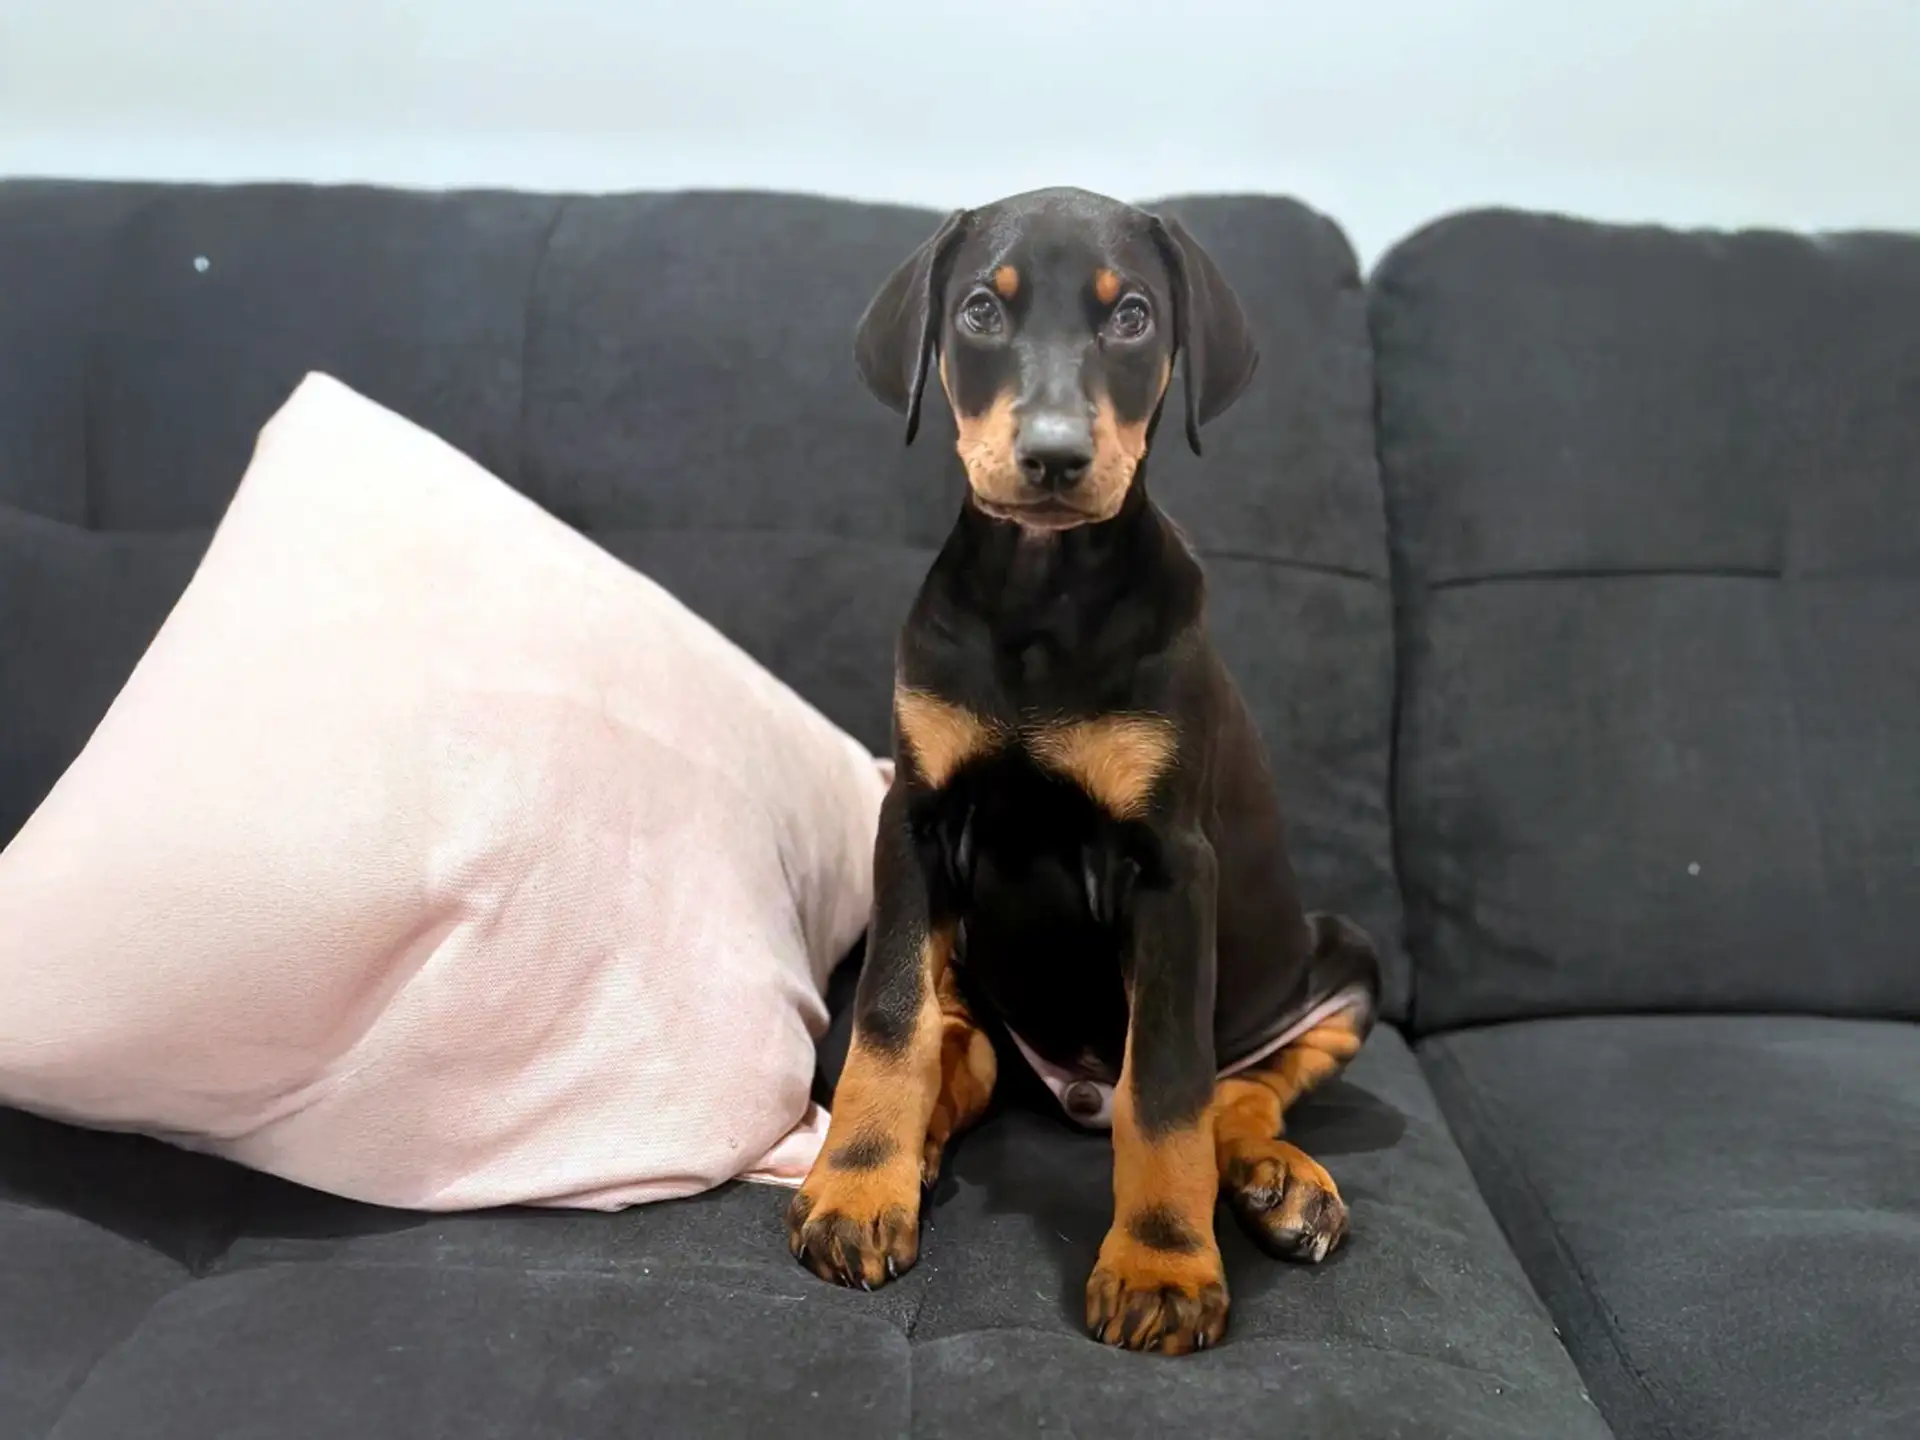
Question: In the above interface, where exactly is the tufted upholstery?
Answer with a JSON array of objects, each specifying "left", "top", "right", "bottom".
[
  {"left": 0, "top": 183, "right": 1599, "bottom": 1440},
  {"left": 0, "top": 182, "right": 1404, "bottom": 1016},
  {"left": 5, "top": 181, "right": 1917, "bottom": 1440},
  {"left": 1372, "top": 210, "right": 1920, "bottom": 1032},
  {"left": 1373, "top": 210, "right": 1920, "bottom": 1440}
]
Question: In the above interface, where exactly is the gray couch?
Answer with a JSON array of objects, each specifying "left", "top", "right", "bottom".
[{"left": 1, "top": 181, "right": 1914, "bottom": 1440}]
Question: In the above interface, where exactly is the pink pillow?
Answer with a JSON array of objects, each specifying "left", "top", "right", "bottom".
[{"left": 0, "top": 373, "right": 885, "bottom": 1211}]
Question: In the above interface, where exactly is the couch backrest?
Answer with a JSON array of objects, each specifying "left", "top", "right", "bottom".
[
  {"left": 0, "top": 181, "right": 1407, "bottom": 1016},
  {"left": 1372, "top": 209, "right": 1920, "bottom": 1031}
]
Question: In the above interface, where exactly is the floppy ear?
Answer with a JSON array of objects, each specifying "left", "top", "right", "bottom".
[
  {"left": 853, "top": 209, "right": 970, "bottom": 445},
  {"left": 1151, "top": 214, "right": 1259, "bottom": 456}
]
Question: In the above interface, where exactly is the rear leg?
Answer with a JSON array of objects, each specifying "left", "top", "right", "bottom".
[
  {"left": 920, "top": 964, "right": 997, "bottom": 1186},
  {"left": 1215, "top": 914, "right": 1378, "bottom": 1263}
]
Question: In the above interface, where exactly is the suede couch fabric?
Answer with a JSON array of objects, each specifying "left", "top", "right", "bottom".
[
  {"left": 0, "top": 179, "right": 1406, "bottom": 1021},
  {"left": 1423, "top": 1017, "right": 1920, "bottom": 1440},
  {"left": 1371, "top": 208, "right": 1920, "bottom": 1033},
  {"left": 1371, "top": 206, "right": 1920, "bottom": 1440},
  {"left": 4, "top": 1032, "right": 1609, "bottom": 1440},
  {"left": 6, "top": 179, "right": 1919, "bottom": 1439},
  {"left": 0, "top": 180, "right": 1437, "bottom": 1437}
]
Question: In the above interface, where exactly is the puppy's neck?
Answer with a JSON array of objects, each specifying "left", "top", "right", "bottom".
[
  {"left": 933, "top": 463, "right": 1202, "bottom": 696},
  {"left": 955, "top": 472, "right": 1154, "bottom": 614}
]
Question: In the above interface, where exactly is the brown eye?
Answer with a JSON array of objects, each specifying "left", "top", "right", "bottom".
[
  {"left": 1107, "top": 295, "right": 1152, "bottom": 341},
  {"left": 959, "top": 293, "right": 1004, "bottom": 336}
]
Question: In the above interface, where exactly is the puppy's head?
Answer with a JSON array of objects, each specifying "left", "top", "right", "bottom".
[{"left": 855, "top": 187, "right": 1258, "bottom": 532}]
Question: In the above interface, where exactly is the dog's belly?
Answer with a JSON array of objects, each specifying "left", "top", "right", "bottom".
[
  {"left": 920, "top": 743, "right": 1351, "bottom": 1132},
  {"left": 934, "top": 754, "right": 1134, "bottom": 1090},
  {"left": 958, "top": 865, "right": 1130, "bottom": 1087}
]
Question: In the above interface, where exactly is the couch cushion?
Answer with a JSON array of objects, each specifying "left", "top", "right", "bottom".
[
  {"left": 903, "top": 1026, "right": 1606, "bottom": 1437},
  {"left": 49, "top": 1266, "right": 911, "bottom": 1440},
  {"left": 231, "top": 1029, "right": 1608, "bottom": 1437},
  {"left": 1371, "top": 208, "right": 1920, "bottom": 1029},
  {"left": 1423, "top": 1015, "right": 1920, "bottom": 1440},
  {"left": 0, "top": 1109, "right": 248, "bottom": 1438},
  {"left": 0, "top": 178, "right": 554, "bottom": 851},
  {"left": 0, "top": 179, "right": 1405, "bottom": 1016},
  {"left": 0, "top": 1027, "right": 1609, "bottom": 1438}
]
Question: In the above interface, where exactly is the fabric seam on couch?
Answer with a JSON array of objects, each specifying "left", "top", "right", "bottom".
[
  {"left": 1427, "top": 564, "right": 1780, "bottom": 591},
  {"left": 201, "top": 1252, "right": 1550, "bottom": 1390},
  {"left": 1372, "top": 347, "right": 1420, "bottom": 1034},
  {"left": 514, "top": 197, "right": 570, "bottom": 495},
  {"left": 34, "top": 1271, "right": 186, "bottom": 1437},
  {"left": 1421, "top": 1041, "right": 1673, "bottom": 1440},
  {"left": 1204, "top": 548, "right": 1383, "bottom": 584},
  {"left": 0, "top": 502, "right": 1387, "bottom": 591}
]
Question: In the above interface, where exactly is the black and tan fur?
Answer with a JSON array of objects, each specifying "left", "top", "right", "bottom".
[{"left": 786, "top": 187, "right": 1380, "bottom": 1355}]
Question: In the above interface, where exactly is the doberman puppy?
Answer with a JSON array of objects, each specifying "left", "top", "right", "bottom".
[{"left": 786, "top": 187, "right": 1381, "bottom": 1355}]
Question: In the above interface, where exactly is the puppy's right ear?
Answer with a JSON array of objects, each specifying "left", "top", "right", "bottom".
[{"left": 854, "top": 209, "right": 970, "bottom": 445}]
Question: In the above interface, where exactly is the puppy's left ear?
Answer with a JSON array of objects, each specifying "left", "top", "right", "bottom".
[
  {"left": 854, "top": 209, "right": 971, "bottom": 445},
  {"left": 1151, "top": 214, "right": 1258, "bottom": 456}
]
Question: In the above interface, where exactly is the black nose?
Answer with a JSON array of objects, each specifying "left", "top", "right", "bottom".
[{"left": 1015, "top": 412, "right": 1094, "bottom": 492}]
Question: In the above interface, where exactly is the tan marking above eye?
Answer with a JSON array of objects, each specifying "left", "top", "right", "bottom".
[
  {"left": 1094, "top": 268, "right": 1123, "bottom": 305},
  {"left": 992, "top": 264, "right": 1020, "bottom": 299},
  {"left": 1028, "top": 715, "right": 1178, "bottom": 819},
  {"left": 896, "top": 687, "right": 1004, "bottom": 788}
]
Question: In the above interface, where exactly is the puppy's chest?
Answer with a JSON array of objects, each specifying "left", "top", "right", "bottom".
[
  {"left": 894, "top": 688, "right": 1176, "bottom": 823},
  {"left": 897, "top": 694, "right": 1172, "bottom": 1107}
]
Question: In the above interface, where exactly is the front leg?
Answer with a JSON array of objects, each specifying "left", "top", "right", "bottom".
[
  {"left": 1086, "top": 832, "right": 1230, "bottom": 1355},
  {"left": 787, "top": 783, "right": 947, "bottom": 1289}
]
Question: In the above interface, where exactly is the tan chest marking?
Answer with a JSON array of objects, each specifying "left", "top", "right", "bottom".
[
  {"left": 1029, "top": 715, "right": 1178, "bottom": 819},
  {"left": 895, "top": 688, "right": 1004, "bottom": 789},
  {"left": 897, "top": 691, "right": 1179, "bottom": 817}
]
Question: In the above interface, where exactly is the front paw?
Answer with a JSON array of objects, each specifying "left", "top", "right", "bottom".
[
  {"left": 1223, "top": 1141, "right": 1349, "bottom": 1263},
  {"left": 1085, "top": 1226, "right": 1229, "bottom": 1355},
  {"left": 785, "top": 1170, "right": 921, "bottom": 1290}
]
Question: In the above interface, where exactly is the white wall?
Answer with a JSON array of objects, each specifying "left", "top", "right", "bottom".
[{"left": 2, "top": 0, "right": 1915, "bottom": 266}]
